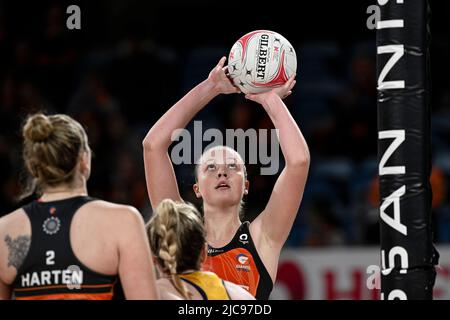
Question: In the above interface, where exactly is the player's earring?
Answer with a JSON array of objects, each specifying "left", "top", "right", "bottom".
[{"left": 244, "top": 189, "right": 248, "bottom": 195}]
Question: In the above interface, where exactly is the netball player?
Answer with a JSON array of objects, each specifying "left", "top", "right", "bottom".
[
  {"left": 147, "top": 198, "right": 254, "bottom": 300},
  {"left": 143, "top": 57, "right": 310, "bottom": 299},
  {"left": 0, "top": 113, "right": 158, "bottom": 300}
]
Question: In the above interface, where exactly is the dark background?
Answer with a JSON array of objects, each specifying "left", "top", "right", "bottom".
[{"left": 1, "top": 0, "right": 450, "bottom": 247}]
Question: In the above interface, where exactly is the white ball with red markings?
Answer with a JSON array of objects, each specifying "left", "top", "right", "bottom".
[{"left": 228, "top": 30, "right": 297, "bottom": 94}]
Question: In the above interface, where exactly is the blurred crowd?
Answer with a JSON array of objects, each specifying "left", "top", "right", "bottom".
[{"left": 1, "top": 1, "right": 450, "bottom": 247}]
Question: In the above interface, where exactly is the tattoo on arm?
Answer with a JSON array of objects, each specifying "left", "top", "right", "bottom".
[{"left": 4, "top": 235, "right": 31, "bottom": 271}]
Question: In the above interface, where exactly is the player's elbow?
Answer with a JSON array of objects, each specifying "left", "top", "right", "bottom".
[
  {"left": 142, "top": 136, "right": 152, "bottom": 151},
  {"left": 287, "top": 151, "right": 310, "bottom": 170},
  {"left": 142, "top": 128, "right": 168, "bottom": 152},
  {"left": 142, "top": 131, "right": 160, "bottom": 152},
  {"left": 142, "top": 130, "right": 153, "bottom": 149}
]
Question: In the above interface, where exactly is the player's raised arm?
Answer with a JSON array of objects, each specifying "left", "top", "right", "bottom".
[
  {"left": 142, "top": 57, "right": 239, "bottom": 209},
  {"left": 246, "top": 75, "right": 310, "bottom": 249}
]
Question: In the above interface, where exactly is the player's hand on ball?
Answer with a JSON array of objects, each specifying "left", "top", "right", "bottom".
[
  {"left": 208, "top": 57, "right": 241, "bottom": 95},
  {"left": 245, "top": 74, "right": 296, "bottom": 104}
]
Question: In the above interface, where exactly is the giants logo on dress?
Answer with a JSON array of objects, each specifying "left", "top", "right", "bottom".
[{"left": 236, "top": 253, "right": 251, "bottom": 272}]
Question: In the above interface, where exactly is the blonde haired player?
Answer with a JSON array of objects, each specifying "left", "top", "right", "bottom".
[
  {"left": 143, "top": 57, "right": 310, "bottom": 299},
  {"left": 0, "top": 113, "right": 158, "bottom": 300},
  {"left": 147, "top": 199, "right": 254, "bottom": 300}
]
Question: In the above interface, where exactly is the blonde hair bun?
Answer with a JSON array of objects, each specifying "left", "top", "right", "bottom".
[{"left": 23, "top": 113, "right": 54, "bottom": 143}]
